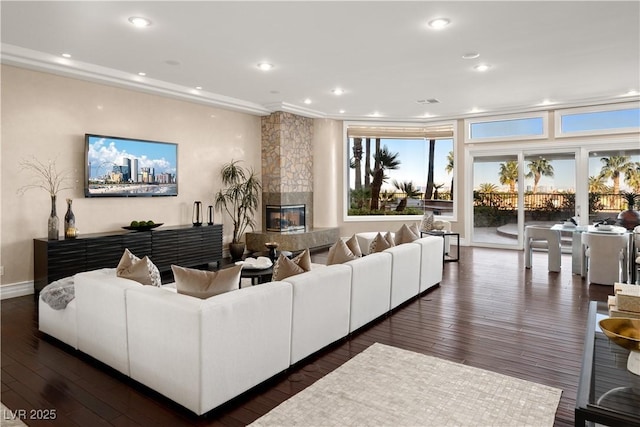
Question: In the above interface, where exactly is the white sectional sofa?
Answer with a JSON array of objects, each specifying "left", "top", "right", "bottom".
[{"left": 38, "top": 235, "right": 443, "bottom": 415}]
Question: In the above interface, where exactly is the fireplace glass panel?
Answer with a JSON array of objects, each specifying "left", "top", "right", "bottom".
[{"left": 266, "top": 205, "right": 305, "bottom": 232}]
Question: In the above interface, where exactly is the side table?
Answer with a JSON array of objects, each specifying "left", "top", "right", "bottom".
[
  {"left": 422, "top": 231, "right": 460, "bottom": 263},
  {"left": 575, "top": 301, "right": 640, "bottom": 426}
]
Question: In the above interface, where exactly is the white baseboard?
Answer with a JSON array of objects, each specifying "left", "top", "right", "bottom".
[{"left": 0, "top": 281, "right": 34, "bottom": 300}]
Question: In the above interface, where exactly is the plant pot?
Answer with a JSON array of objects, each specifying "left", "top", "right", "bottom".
[
  {"left": 617, "top": 209, "right": 640, "bottom": 230},
  {"left": 229, "top": 242, "right": 246, "bottom": 261}
]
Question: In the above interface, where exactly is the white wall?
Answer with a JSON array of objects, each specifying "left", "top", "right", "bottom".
[{"left": 1, "top": 65, "right": 262, "bottom": 288}]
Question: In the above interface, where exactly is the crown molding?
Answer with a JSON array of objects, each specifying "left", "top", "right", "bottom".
[
  {"left": 263, "top": 102, "right": 328, "bottom": 119},
  {"left": 1, "top": 44, "right": 272, "bottom": 116},
  {"left": 2, "top": 44, "right": 637, "bottom": 123}
]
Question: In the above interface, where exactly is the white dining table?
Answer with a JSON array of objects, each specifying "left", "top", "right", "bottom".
[{"left": 550, "top": 224, "right": 629, "bottom": 278}]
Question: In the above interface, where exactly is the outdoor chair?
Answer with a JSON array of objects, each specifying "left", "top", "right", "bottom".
[{"left": 524, "top": 225, "right": 561, "bottom": 272}]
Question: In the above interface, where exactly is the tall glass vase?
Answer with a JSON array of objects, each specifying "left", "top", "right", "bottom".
[{"left": 48, "top": 195, "right": 59, "bottom": 240}]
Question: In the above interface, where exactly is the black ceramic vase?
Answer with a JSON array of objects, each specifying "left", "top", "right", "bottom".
[{"left": 229, "top": 242, "right": 245, "bottom": 261}]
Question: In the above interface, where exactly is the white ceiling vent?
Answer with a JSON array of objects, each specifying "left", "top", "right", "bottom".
[{"left": 416, "top": 98, "right": 440, "bottom": 104}]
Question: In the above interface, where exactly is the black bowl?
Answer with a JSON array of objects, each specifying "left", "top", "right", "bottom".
[{"left": 122, "top": 223, "right": 163, "bottom": 231}]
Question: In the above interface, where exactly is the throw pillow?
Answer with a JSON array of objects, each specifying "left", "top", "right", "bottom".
[
  {"left": 369, "top": 232, "right": 392, "bottom": 254},
  {"left": 326, "top": 239, "right": 358, "bottom": 265},
  {"left": 272, "top": 249, "right": 312, "bottom": 281},
  {"left": 420, "top": 211, "right": 434, "bottom": 232},
  {"left": 171, "top": 264, "right": 241, "bottom": 299},
  {"left": 345, "top": 234, "right": 363, "bottom": 258},
  {"left": 116, "top": 248, "right": 162, "bottom": 287},
  {"left": 394, "top": 223, "right": 420, "bottom": 245},
  {"left": 384, "top": 231, "right": 396, "bottom": 247},
  {"left": 409, "top": 223, "right": 421, "bottom": 237}
]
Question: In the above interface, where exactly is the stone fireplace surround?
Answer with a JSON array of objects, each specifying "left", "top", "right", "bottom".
[{"left": 245, "top": 111, "right": 338, "bottom": 252}]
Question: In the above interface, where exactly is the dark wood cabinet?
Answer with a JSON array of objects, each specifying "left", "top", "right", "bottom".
[{"left": 33, "top": 224, "right": 222, "bottom": 294}]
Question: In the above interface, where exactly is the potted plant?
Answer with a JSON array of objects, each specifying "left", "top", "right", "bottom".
[
  {"left": 214, "top": 160, "right": 262, "bottom": 260},
  {"left": 618, "top": 191, "right": 640, "bottom": 230}
]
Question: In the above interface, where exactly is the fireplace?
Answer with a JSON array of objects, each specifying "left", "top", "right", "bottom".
[{"left": 266, "top": 204, "right": 306, "bottom": 232}]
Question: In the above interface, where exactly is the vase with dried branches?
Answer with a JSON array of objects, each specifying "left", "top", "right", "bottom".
[{"left": 18, "top": 157, "right": 73, "bottom": 240}]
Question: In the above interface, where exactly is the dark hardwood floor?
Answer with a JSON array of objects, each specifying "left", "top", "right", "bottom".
[{"left": 2, "top": 246, "right": 612, "bottom": 426}]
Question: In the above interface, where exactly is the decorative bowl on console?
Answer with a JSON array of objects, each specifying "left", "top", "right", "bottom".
[
  {"left": 122, "top": 222, "right": 163, "bottom": 231},
  {"left": 599, "top": 317, "right": 640, "bottom": 375}
]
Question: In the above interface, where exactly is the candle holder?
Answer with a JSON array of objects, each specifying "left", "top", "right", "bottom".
[{"left": 265, "top": 242, "right": 279, "bottom": 262}]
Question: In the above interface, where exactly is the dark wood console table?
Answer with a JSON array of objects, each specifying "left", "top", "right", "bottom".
[{"left": 34, "top": 224, "right": 223, "bottom": 294}]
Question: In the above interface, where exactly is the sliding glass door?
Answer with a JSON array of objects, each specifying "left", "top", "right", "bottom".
[
  {"left": 471, "top": 154, "right": 520, "bottom": 247},
  {"left": 471, "top": 150, "right": 577, "bottom": 249}
]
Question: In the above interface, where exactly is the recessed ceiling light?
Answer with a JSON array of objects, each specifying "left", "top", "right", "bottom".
[
  {"left": 138, "top": 72, "right": 146, "bottom": 76},
  {"left": 624, "top": 89, "right": 639, "bottom": 96},
  {"left": 473, "top": 64, "right": 491, "bottom": 72},
  {"left": 339, "top": 109, "right": 346, "bottom": 114},
  {"left": 539, "top": 99, "right": 554, "bottom": 106},
  {"left": 257, "top": 62, "right": 273, "bottom": 71},
  {"left": 303, "top": 98, "right": 312, "bottom": 105},
  {"left": 61, "top": 53, "right": 71, "bottom": 58},
  {"left": 370, "top": 112, "right": 382, "bottom": 117},
  {"left": 428, "top": 18, "right": 450, "bottom": 29},
  {"left": 332, "top": 88, "right": 344, "bottom": 95},
  {"left": 469, "top": 107, "right": 483, "bottom": 114},
  {"left": 128, "top": 17, "right": 152, "bottom": 27},
  {"left": 462, "top": 52, "right": 480, "bottom": 60},
  {"left": 195, "top": 86, "right": 203, "bottom": 90}
]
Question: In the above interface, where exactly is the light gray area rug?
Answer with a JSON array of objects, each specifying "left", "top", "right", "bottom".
[
  {"left": 1, "top": 403, "right": 27, "bottom": 427},
  {"left": 251, "top": 343, "right": 562, "bottom": 427}
]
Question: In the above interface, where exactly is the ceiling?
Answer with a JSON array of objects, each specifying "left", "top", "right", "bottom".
[{"left": 2, "top": 1, "right": 639, "bottom": 122}]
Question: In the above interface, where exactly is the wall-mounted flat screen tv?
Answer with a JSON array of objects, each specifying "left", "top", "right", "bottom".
[{"left": 85, "top": 134, "right": 178, "bottom": 197}]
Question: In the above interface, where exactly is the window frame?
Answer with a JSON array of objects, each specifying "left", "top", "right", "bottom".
[
  {"left": 554, "top": 102, "right": 640, "bottom": 138},
  {"left": 464, "top": 112, "right": 549, "bottom": 143},
  {"left": 342, "top": 120, "right": 457, "bottom": 222}
]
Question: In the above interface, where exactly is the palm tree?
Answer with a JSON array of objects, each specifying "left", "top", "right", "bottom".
[
  {"left": 498, "top": 160, "right": 518, "bottom": 193},
  {"left": 364, "top": 138, "right": 372, "bottom": 189},
  {"left": 599, "top": 155, "right": 633, "bottom": 194},
  {"left": 392, "top": 180, "right": 422, "bottom": 212},
  {"left": 424, "top": 139, "right": 436, "bottom": 200},
  {"left": 370, "top": 146, "right": 401, "bottom": 210},
  {"left": 525, "top": 158, "right": 554, "bottom": 193},
  {"left": 378, "top": 190, "right": 396, "bottom": 211},
  {"left": 351, "top": 138, "right": 363, "bottom": 190},
  {"left": 478, "top": 183, "right": 499, "bottom": 193},
  {"left": 588, "top": 175, "right": 609, "bottom": 193},
  {"left": 445, "top": 150, "right": 454, "bottom": 198},
  {"left": 623, "top": 161, "right": 640, "bottom": 192}
]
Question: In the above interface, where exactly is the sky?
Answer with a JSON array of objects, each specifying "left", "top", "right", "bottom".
[{"left": 87, "top": 136, "right": 177, "bottom": 179}]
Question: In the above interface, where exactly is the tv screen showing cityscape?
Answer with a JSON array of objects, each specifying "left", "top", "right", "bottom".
[{"left": 85, "top": 134, "right": 178, "bottom": 197}]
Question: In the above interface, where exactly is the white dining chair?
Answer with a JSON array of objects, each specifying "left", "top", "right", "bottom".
[
  {"left": 582, "top": 232, "right": 629, "bottom": 285},
  {"left": 524, "top": 226, "right": 561, "bottom": 272}
]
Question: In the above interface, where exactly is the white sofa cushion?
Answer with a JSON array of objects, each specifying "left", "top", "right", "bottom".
[
  {"left": 412, "top": 236, "right": 444, "bottom": 292},
  {"left": 285, "top": 264, "right": 352, "bottom": 364},
  {"left": 345, "top": 252, "right": 393, "bottom": 333},
  {"left": 384, "top": 243, "right": 422, "bottom": 309},
  {"left": 125, "top": 281, "right": 293, "bottom": 415},
  {"left": 75, "top": 268, "right": 142, "bottom": 375},
  {"left": 38, "top": 297, "right": 78, "bottom": 349}
]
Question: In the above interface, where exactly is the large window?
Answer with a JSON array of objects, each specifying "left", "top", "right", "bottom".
[{"left": 345, "top": 123, "right": 455, "bottom": 218}]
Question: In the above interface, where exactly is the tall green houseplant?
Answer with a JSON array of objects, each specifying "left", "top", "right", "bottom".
[{"left": 214, "top": 160, "right": 262, "bottom": 259}]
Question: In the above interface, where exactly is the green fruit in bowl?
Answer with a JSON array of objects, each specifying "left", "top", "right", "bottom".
[
  {"left": 138, "top": 221, "right": 147, "bottom": 226},
  {"left": 130, "top": 220, "right": 139, "bottom": 227},
  {"left": 147, "top": 220, "right": 155, "bottom": 225}
]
